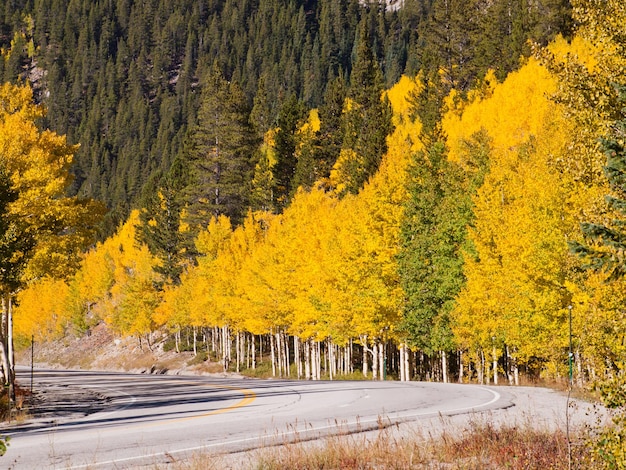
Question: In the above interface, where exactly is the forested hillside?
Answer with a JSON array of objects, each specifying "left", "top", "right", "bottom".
[{"left": 0, "top": 0, "right": 569, "bottom": 232}]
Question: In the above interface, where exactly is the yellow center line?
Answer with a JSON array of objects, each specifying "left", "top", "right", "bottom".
[{"left": 131, "top": 381, "right": 257, "bottom": 429}]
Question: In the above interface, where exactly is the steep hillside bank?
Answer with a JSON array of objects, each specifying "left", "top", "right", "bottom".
[{"left": 18, "top": 323, "right": 232, "bottom": 377}]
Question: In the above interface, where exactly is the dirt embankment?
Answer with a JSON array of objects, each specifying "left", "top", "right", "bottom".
[{"left": 18, "top": 323, "right": 226, "bottom": 376}]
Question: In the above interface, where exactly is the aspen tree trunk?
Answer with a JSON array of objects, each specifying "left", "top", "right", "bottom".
[
  {"left": 347, "top": 340, "right": 353, "bottom": 374},
  {"left": 304, "top": 339, "right": 311, "bottom": 380},
  {"left": 316, "top": 341, "right": 322, "bottom": 380},
  {"left": 252, "top": 335, "right": 256, "bottom": 369},
  {"left": 240, "top": 332, "right": 245, "bottom": 369},
  {"left": 372, "top": 343, "right": 379, "bottom": 380},
  {"left": 193, "top": 326, "right": 197, "bottom": 356},
  {"left": 441, "top": 351, "right": 448, "bottom": 383},
  {"left": 362, "top": 336, "right": 369, "bottom": 378},
  {"left": 270, "top": 332, "right": 276, "bottom": 377},
  {"left": 284, "top": 332, "right": 290, "bottom": 376},
  {"left": 246, "top": 333, "right": 250, "bottom": 369},
  {"left": 399, "top": 344, "right": 405, "bottom": 381},
  {"left": 506, "top": 346, "right": 516, "bottom": 385},
  {"left": 221, "top": 326, "right": 229, "bottom": 371},
  {"left": 405, "top": 345, "right": 410, "bottom": 381},
  {"left": 8, "top": 299, "right": 14, "bottom": 399},
  {"left": 302, "top": 339, "right": 311, "bottom": 380},
  {"left": 0, "top": 297, "right": 9, "bottom": 386},
  {"left": 458, "top": 350, "right": 464, "bottom": 383},
  {"left": 277, "top": 333, "right": 282, "bottom": 377},
  {"left": 235, "top": 331, "right": 240, "bottom": 373},
  {"left": 213, "top": 326, "right": 219, "bottom": 356},
  {"left": 277, "top": 331, "right": 284, "bottom": 377},
  {"left": 175, "top": 328, "right": 180, "bottom": 353},
  {"left": 310, "top": 340, "right": 316, "bottom": 380},
  {"left": 378, "top": 342, "right": 385, "bottom": 380},
  {"left": 492, "top": 345, "right": 498, "bottom": 385},
  {"left": 478, "top": 349, "right": 485, "bottom": 384},
  {"left": 295, "top": 336, "right": 302, "bottom": 379},
  {"left": 328, "top": 340, "right": 334, "bottom": 381}
]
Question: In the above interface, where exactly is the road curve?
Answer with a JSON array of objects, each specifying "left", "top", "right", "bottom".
[{"left": 4, "top": 368, "right": 513, "bottom": 469}]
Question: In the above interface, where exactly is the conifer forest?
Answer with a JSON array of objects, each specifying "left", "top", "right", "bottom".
[{"left": 2, "top": 0, "right": 626, "bottom": 425}]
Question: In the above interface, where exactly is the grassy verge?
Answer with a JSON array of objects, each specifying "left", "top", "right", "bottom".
[{"left": 169, "top": 416, "right": 595, "bottom": 470}]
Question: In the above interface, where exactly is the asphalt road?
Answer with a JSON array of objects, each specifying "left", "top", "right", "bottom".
[{"left": 1, "top": 368, "right": 584, "bottom": 469}]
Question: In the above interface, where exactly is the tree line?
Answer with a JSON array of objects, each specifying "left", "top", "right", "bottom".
[{"left": 0, "top": 0, "right": 570, "bottom": 235}]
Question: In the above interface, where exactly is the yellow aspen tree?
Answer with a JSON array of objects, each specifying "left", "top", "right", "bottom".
[
  {"left": 0, "top": 82, "right": 103, "bottom": 389},
  {"left": 14, "top": 278, "right": 70, "bottom": 341},
  {"left": 92, "top": 211, "right": 161, "bottom": 342},
  {"left": 448, "top": 59, "right": 577, "bottom": 381}
]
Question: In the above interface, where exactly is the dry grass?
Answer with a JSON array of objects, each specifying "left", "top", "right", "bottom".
[
  {"left": 168, "top": 417, "right": 594, "bottom": 470},
  {"left": 0, "top": 384, "right": 31, "bottom": 423}
]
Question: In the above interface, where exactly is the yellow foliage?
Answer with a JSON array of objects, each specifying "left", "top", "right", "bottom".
[
  {"left": 0, "top": 82, "right": 104, "bottom": 281},
  {"left": 446, "top": 57, "right": 580, "bottom": 370},
  {"left": 15, "top": 278, "right": 70, "bottom": 341},
  {"left": 442, "top": 58, "right": 557, "bottom": 166}
]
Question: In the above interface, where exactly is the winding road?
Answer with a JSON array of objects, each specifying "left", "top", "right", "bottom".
[{"left": 2, "top": 368, "right": 575, "bottom": 469}]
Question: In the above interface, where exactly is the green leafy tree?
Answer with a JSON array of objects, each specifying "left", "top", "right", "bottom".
[{"left": 398, "top": 134, "right": 488, "bottom": 363}]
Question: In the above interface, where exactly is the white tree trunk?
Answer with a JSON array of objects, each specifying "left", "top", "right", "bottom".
[
  {"left": 328, "top": 340, "right": 334, "bottom": 380},
  {"left": 441, "top": 351, "right": 448, "bottom": 383},
  {"left": 235, "top": 331, "right": 240, "bottom": 373},
  {"left": 0, "top": 297, "right": 10, "bottom": 385},
  {"left": 316, "top": 341, "right": 322, "bottom": 380},
  {"left": 492, "top": 345, "right": 498, "bottom": 385},
  {"left": 8, "top": 297, "right": 14, "bottom": 390},
  {"left": 405, "top": 345, "right": 411, "bottom": 381},
  {"left": 294, "top": 336, "right": 301, "bottom": 379},
  {"left": 478, "top": 349, "right": 485, "bottom": 385},
  {"left": 270, "top": 332, "right": 276, "bottom": 377},
  {"left": 371, "top": 343, "right": 377, "bottom": 380},
  {"left": 378, "top": 342, "right": 385, "bottom": 380},
  {"left": 304, "top": 339, "right": 311, "bottom": 380},
  {"left": 284, "top": 332, "right": 290, "bottom": 376},
  {"left": 193, "top": 326, "right": 198, "bottom": 357},
  {"left": 310, "top": 340, "right": 317, "bottom": 380},
  {"left": 362, "top": 336, "right": 369, "bottom": 378},
  {"left": 252, "top": 335, "right": 256, "bottom": 369}
]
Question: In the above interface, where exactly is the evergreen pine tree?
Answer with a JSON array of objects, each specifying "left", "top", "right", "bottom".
[
  {"left": 341, "top": 20, "right": 393, "bottom": 194},
  {"left": 571, "top": 88, "right": 626, "bottom": 281},
  {"left": 272, "top": 93, "right": 306, "bottom": 211},
  {"left": 313, "top": 74, "right": 347, "bottom": 181},
  {"left": 184, "top": 63, "right": 260, "bottom": 228}
]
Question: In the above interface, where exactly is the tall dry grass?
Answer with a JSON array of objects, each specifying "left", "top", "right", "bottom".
[{"left": 171, "top": 416, "right": 595, "bottom": 470}]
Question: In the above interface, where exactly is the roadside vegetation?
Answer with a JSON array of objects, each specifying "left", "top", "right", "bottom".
[{"left": 170, "top": 417, "right": 599, "bottom": 470}]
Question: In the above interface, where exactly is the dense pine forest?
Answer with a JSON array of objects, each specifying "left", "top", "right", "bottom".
[
  {"left": 3, "top": 1, "right": 626, "bottom": 459},
  {"left": 0, "top": 0, "right": 570, "bottom": 232}
]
